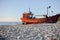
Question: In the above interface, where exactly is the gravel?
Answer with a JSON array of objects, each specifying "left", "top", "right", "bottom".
[{"left": 0, "top": 23, "right": 60, "bottom": 40}]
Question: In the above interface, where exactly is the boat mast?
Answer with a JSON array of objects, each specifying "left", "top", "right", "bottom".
[
  {"left": 47, "top": 6, "right": 51, "bottom": 16},
  {"left": 29, "top": 8, "right": 32, "bottom": 14}
]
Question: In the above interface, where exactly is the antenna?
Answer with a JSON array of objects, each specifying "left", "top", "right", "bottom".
[
  {"left": 29, "top": 8, "right": 32, "bottom": 14},
  {"left": 29, "top": 8, "right": 31, "bottom": 12}
]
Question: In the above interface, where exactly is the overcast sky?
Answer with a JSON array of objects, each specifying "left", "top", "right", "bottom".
[{"left": 0, "top": 0, "right": 60, "bottom": 22}]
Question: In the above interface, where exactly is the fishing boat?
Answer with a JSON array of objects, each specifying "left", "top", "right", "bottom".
[{"left": 21, "top": 7, "right": 60, "bottom": 24}]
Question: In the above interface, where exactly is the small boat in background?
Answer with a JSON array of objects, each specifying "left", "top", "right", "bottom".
[{"left": 21, "top": 7, "right": 60, "bottom": 24}]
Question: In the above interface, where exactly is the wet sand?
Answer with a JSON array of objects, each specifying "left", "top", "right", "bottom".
[{"left": 0, "top": 22, "right": 60, "bottom": 40}]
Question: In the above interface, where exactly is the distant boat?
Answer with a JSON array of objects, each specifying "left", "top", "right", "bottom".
[{"left": 21, "top": 8, "right": 60, "bottom": 24}]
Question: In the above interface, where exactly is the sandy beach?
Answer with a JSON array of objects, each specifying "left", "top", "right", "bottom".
[{"left": 0, "top": 22, "right": 60, "bottom": 40}]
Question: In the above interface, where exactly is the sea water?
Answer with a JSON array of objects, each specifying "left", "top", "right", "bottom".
[{"left": 0, "top": 22, "right": 22, "bottom": 25}]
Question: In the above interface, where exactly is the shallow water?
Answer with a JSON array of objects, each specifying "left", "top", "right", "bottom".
[{"left": 0, "top": 22, "right": 21, "bottom": 25}]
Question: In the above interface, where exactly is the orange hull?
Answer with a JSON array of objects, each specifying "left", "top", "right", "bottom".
[
  {"left": 21, "top": 18, "right": 46, "bottom": 24},
  {"left": 21, "top": 14, "right": 60, "bottom": 24}
]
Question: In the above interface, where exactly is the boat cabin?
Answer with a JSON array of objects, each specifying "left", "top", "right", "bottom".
[{"left": 22, "top": 12, "right": 34, "bottom": 19}]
